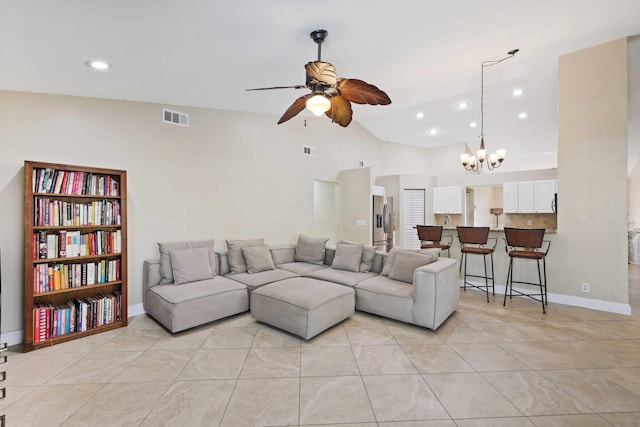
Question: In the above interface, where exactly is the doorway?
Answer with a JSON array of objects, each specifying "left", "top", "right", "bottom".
[{"left": 313, "top": 180, "right": 338, "bottom": 246}]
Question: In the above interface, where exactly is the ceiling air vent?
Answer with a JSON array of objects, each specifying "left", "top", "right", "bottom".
[
  {"left": 303, "top": 146, "right": 316, "bottom": 156},
  {"left": 358, "top": 160, "right": 367, "bottom": 168},
  {"left": 162, "top": 108, "right": 189, "bottom": 127}
]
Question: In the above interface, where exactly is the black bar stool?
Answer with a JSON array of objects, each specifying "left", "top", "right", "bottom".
[
  {"left": 503, "top": 227, "right": 550, "bottom": 313},
  {"left": 416, "top": 225, "right": 452, "bottom": 257},
  {"left": 457, "top": 226, "right": 496, "bottom": 303}
]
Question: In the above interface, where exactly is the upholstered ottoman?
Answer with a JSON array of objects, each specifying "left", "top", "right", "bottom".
[{"left": 250, "top": 277, "right": 355, "bottom": 340}]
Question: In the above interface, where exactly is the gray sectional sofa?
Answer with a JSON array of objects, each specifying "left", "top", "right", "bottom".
[{"left": 143, "top": 236, "right": 460, "bottom": 338}]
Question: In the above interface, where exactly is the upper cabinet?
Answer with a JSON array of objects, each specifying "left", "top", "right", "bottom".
[
  {"left": 504, "top": 180, "right": 556, "bottom": 213},
  {"left": 433, "top": 186, "right": 463, "bottom": 214}
]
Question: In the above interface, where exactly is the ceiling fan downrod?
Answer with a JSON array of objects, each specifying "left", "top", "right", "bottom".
[{"left": 310, "top": 29, "right": 328, "bottom": 61}]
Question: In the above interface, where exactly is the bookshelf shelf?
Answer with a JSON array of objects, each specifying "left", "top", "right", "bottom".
[{"left": 23, "top": 161, "right": 128, "bottom": 352}]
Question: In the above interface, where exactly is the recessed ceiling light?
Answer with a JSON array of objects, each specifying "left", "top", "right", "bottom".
[
  {"left": 416, "top": 112, "right": 424, "bottom": 119},
  {"left": 428, "top": 128, "right": 439, "bottom": 136},
  {"left": 85, "top": 59, "right": 111, "bottom": 71},
  {"left": 518, "top": 112, "right": 528, "bottom": 119},
  {"left": 513, "top": 88, "right": 523, "bottom": 97},
  {"left": 470, "top": 122, "right": 477, "bottom": 128},
  {"left": 457, "top": 101, "right": 469, "bottom": 110}
]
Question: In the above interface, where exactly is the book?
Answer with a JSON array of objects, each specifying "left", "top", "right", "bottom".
[
  {"left": 47, "top": 234, "right": 57, "bottom": 259},
  {"left": 38, "top": 231, "right": 47, "bottom": 260},
  {"left": 59, "top": 230, "right": 67, "bottom": 257}
]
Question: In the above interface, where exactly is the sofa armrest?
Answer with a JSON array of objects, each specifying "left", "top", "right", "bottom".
[
  {"left": 143, "top": 259, "right": 162, "bottom": 309},
  {"left": 412, "top": 257, "right": 459, "bottom": 329}
]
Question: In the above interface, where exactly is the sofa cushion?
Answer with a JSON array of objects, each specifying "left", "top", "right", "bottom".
[
  {"left": 150, "top": 276, "right": 247, "bottom": 304},
  {"left": 388, "top": 251, "right": 438, "bottom": 284},
  {"left": 226, "top": 238, "right": 265, "bottom": 274},
  {"left": 339, "top": 239, "right": 376, "bottom": 272},
  {"left": 380, "top": 248, "right": 400, "bottom": 276},
  {"left": 294, "top": 234, "right": 329, "bottom": 265},
  {"left": 356, "top": 275, "right": 414, "bottom": 298},
  {"left": 276, "top": 262, "right": 328, "bottom": 275},
  {"left": 331, "top": 242, "right": 363, "bottom": 272},
  {"left": 224, "top": 268, "right": 298, "bottom": 290},
  {"left": 170, "top": 247, "right": 215, "bottom": 285},
  {"left": 305, "top": 268, "right": 377, "bottom": 287},
  {"left": 158, "top": 239, "right": 217, "bottom": 284},
  {"left": 242, "top": 245, "right": 275, "bottom": 274}
]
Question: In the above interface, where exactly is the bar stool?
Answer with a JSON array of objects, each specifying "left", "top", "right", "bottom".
[
  {"left": 457, "top": 226, "right": 496, "bottom": 303},
  {"left": 503, "top": 227, "right": 550, "bottom": 313},
  {"left": 416, "top": 225, "right": 452, "bottom": 257}
]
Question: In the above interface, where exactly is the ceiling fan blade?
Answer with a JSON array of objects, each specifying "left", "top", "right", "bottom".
[
  {"left": 336, "top": 78, "right": 391, "bottom": 105},
  {"left": 246, "top": 85, "right": 306, "bottom": 91},
  {"left": 277, "top": 94, "right": 310, "bottom": 125},
  {"left": 305, "top": 62, "right": 337, "bottom": 86},
  {"left": 325, "top": 95, "right": 353, "bottom": 127}
]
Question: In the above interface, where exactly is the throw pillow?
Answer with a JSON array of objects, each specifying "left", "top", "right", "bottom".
[
  {"left": 388, "top": 251, "right": 438, "bottom": 284},
  {"left": 242, "top": 245, "right": 276, "bottom": 274},
  {"left": 331, "top": 242, "right": 363, "bottom": 272},
  {"left": 170, "top": 246, "right": 214, "bottom": 285},
  {"left": 294, "top": 234, "right": 329, "bottom": 265},
  {"left": 340, "top": 239, "right": 376, "bottom": 272},
  {"left": 158, "top": 239, "right": 216, "bottom": 284},
  {"left": 226, "top": 238, "right": 265, "bottom": 274},
  {"left": 380, "top": 248, "right": 400, "bottom": 276}
]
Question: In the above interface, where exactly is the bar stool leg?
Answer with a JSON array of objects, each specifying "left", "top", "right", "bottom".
[
  {"left": 503, "top": 257, "right": 513, "bottom": 306},
  {"left": 483, "top": 253, "right": 490, "bottom": 303},
  {"left": 537, "top": 259, "right": 546, "bottom": 313},
  {"left": 490, "top": 252, "right": 495, "bottom": 296}
]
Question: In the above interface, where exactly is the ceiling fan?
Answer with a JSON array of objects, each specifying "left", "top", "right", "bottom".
[{"left": 246, "top": 30, "right": 391, "bottom": 127}]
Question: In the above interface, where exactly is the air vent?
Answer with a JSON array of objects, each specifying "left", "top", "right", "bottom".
[
  {"left": 358, "top": 160, "right": 367, "bottom": 168},
  {"left": 303, "top": 146, "right": 316, "bottom": 156},
  {"left": 162, "top": 108, "right": 189, "bottom": 127}
]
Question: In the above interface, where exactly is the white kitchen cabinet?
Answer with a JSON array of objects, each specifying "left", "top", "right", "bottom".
[
  {"left": 433, "top": 186, "right": 463, "bottom": 214},
  {"left": 534, "top": 180, "right": 557, "bottom": 213},
  {"left": 503, "top": 180, "right": 556, "bottom": 213}
]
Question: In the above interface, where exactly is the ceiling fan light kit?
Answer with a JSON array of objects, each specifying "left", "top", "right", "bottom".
[
  {"left": 246, "top": 29, "right": 391, "bottom": 127},
  {"left": 462, "top": 49, "right": 519, "bottom": 172}
]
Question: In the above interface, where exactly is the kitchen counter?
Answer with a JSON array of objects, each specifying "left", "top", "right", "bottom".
[{"left": 443, "top": 226, "right": 557, "bottom": 234}]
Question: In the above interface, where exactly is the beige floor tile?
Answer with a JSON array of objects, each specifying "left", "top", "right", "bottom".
[
  {"left": 401, "top": 344, "right": 475, "bottom": 373},
  {"left": 299, "top": 376, "right": 375, "bottom": 424},
  {"left": 32, "top": 332, "right": 113, "bottom": 354},
  {"left": 599, "top": 411, "right": 640, "bottom": 426},
  {"left": 497, "top": 341, "right": 579, "bottom": 370},
  {"left": 214, "top": 312, "right": 258, "bottom": 328},
  {"left": 362, "top": 374, "right": 449, "bottom": 421},
  {"left": 527, "top": 414, "right": 614, "bottom": 426},
  {"left": 467, "top": 321, "right": 537, "bottom": 342},
  {"left": 539, "top": 369, "right": 640, "bottom": 412},
  {"left": 543, "top": 340, "right": 633, "bottom": 368},
  {"left": 177, "top": 348, "right": 249, "bottom": 380},
  {"left": 482, "top": 370, "right": 592, "bottom": 416},
  {"left": 454, "top": 418, "right": 535, "bottom": 427},
  {"left": 589, "top": 339, "right": 640, "bottom": 354},
  {"left": 344, "top": 321, "right": 397, "bottom": 346},
  {"left": 252, "top": 324, "right": 302, "bottom": 347},
  {"left": 4, "top": 384, "right": 103, "bottom": 427},
  {"left": 128, "top": 313, "right": 165, "bottom": 329},
  {"left": 8, "top": 352, "right": 86, "bottom": 385},
  {"left": 97, "top": 328, "right": 166, "bottom": 352},
  {"left": 0, "top": 385, "right": 36, "bottom": 412},
  {"left": 546, "top": 321, "right": 620, "bottom": 340},
  {"left": 592, "top": 320, "right": 640, "bottom": 339},
  {"left": 507, "top": 321, "right": 577, "bottom": 341},
  {"left": 377, "top": 421, "right": 457, "bottom": 427},
  {"left": 450, "top": 342, "right": 530, "bottom": 371},
  {"left": 47, "top": 351, "right": 141, "bottom": 384},
  {"left": 111, "top": 349, "right": 194, "bottom": 383},
  {"left": 62, "top": 382, "right": 171, "bottom": 426},
  {"left": 587, "top": 367, "right": 640, "bottom": 394},
  {"left": 383, "top": 320, "right": 445, "bottom": 345},
  {"left": 221, "top": 377, "right": 299, "bottom": 427},
  {"left": 147, "top": 327, "right": 211, "bottom": 350},
  {"left": 240, "top": 347, "right": 300, "bottom": 378},
  {"left": 202, "top": 326, "right": 258, "bottom": 348},
  {"left": 352, "top": 345, "right": 417, "bottom": 375},
  {"left": 140, "top": 380, "right": 235, "bottom": 426},
  {"left": 301, "top": 345, "right": 359, "bottom": 376},
  {"left": 435, "top": 321, "right": 491, "bottom": 344},
  {"left": 423, "top": 372, "right": 521, "bottom": 419}
]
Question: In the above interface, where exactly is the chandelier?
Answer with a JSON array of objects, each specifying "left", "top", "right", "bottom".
[{"left": 461, "top": 49, "right": 519, "bottom": 172}]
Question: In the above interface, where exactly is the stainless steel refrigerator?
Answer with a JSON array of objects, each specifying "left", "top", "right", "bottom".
[{"left": 372, "top": 195, "right": 394, "bottom": 252}]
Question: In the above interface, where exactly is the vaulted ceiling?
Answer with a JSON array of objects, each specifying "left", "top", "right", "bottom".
[{"left": 2, "top": 1, "right": 639, "bottom": 172}]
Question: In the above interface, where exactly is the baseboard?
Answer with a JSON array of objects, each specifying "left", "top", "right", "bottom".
[
  {"left": 462, "top": 280, "right": 632, "bottom": 315},
  {"left": 2, "top": 303, "right": 149, "bottom": 348}
]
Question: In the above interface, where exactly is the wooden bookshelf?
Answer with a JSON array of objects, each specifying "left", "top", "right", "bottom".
[{"left": 23, "top": 161, "right": 128, "bottom": 352}]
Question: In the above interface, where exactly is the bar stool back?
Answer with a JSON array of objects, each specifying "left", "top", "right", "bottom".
[
  {"left": 416, "top": 225, "right": 452, "bottom": 257},
  {"left": 503, "top": 227, "right": 550, "bottom": 313},
  {"left": 457, "top": 226, "right": 496, "bottom": 302}
]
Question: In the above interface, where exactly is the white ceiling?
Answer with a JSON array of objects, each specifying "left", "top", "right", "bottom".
[{"left": 2, "top": 1, "right": 639, "bottom": 172}]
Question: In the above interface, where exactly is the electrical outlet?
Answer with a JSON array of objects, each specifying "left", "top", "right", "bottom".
[
  {"left": 581, "top": 282, "right": 590, "bottom": 292},
  {"left": 527, "top": 220, "right": 532, "bottom": 226}
]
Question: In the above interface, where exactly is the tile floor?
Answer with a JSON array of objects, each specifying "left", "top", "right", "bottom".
[{"left": 3, "top": 265, "right": 640, "bottom": 426}]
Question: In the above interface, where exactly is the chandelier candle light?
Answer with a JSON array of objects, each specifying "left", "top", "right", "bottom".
[{"left": 461, "top": 49, "right": 519, "bottom": 172}]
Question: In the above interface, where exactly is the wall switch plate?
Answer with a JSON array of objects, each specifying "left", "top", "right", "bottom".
[
  {"left": 581, "top": 282, "right": 590, "bottom": 292},
  {"left": 355, "top": 219, "right": 367, "bottom": 226},
  {"left": 527, "top": 220, "right": 532, "bottom": 225}
]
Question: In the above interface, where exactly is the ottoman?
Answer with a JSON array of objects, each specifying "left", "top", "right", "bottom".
[{"left": 250, "top": 277, "right": 355, "bottom": 340}]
